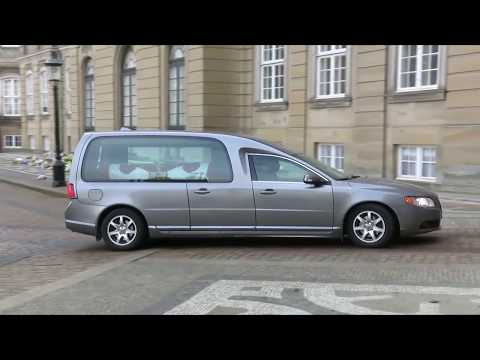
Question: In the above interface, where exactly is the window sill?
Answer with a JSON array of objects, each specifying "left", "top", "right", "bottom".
[
  {"left": 254, "top": 101, "right": 288, "bottom": 112},
  {"left": 388, "top": 89, "right": 446, "bottom": 104},
  {"left": 309, "top": 96, "right": 352, "bottom": 109},
  {"left": 0, "top": 115, "right": 21, "bottom": 121},
  {"left": 168, "top": 125, "right": 186, "bottom": 131}
]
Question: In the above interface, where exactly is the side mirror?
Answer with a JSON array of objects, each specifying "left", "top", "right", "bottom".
[{"left": 304, "top": 174, "right": 328, "bottom": 187}]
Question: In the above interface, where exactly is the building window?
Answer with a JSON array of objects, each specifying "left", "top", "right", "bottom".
[
  {"left": 397, "top": 45, "right": 439, "bottom": 92},
  {"left": 121, "top": 47, "right": 137, "bottom": 128},
  {"left": 40, "top": 67, "right": 49, "bottom": 114},
  {"left": 29, "top": 135, "right": 36, "bottom": 150},
  {"left": 4, "top": 135, "right": 22, "bottom": 148},
  {"left": 316, "top": 46, "right": 347, "bottom": 98},
  {"left": 317, "top": 144, "right": 344, "bottom": 172},
  {"left": 260, "top": 45, "right": 285, "bottom": 103},
  {"left": 2, "top": 77, "right": 20, "bottom": 116},
  {"left": 397, "top": 146, "right": 437, "bottom": 181},
  {"left": 168, "top": 46, "right": 185, "bottom": 129},
  {"left": 84, "top": 58, "right": 95, "bottom": 130},
  {"left": 26, "top": 71, "right": 34, "bottom": 115},
  {"left": 42, "top": 136, "right": 50, "bottom": 152}
]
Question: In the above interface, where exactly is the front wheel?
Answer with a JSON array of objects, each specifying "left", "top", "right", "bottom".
[
  {"left": 347, "top": 204, "right": 396, "bottom": 248},
  {"left": 101, "top": 208, "right": 147, "bottom": 251}
]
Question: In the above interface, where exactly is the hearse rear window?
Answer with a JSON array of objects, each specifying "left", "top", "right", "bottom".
[{"left": 81, "top": 136, "right": 233, "bottom": 183}]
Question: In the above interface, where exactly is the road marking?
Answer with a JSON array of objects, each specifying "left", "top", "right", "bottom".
[
  {"left": 418, "top": 301, "right": 441, "bottom": 314},
  {"left": 0, "top": 249, "right": 157, "bottom": 314},
  {"left": 165, "top": 280, "right": 480, "bottom": 315}
]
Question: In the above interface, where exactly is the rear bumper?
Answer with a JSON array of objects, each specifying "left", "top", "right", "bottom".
[
  {"left": 65, "top": 219, "right": 96, "bottom": 236},
  {"left": 64, "top": 199, "right": 105, "bottom": 237}
]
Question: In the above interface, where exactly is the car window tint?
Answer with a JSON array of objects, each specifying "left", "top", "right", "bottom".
[
  {"left": 82, "top": 136, "right": 233, "bottom": 182},
  {"left": 250, "top": 155, "right": 315, "bottom": 182}
]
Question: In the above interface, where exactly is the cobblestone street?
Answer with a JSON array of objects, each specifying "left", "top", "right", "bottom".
[{"left": 1, "top": 180, "right": 480, "bottom": 314}]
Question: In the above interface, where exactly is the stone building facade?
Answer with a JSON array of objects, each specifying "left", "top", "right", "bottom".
[
  {"left": 0, "top": 45, "right": 23, "bottom": 152},
  {"left": 13, "top": 45, "right": 480, "bottom": 194}
]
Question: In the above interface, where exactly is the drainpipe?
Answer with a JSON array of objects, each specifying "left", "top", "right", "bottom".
[{"left": 382, "top": 45, "right": 389, "bottom": 178}]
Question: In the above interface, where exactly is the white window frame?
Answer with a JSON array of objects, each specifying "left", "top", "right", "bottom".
[
  {"left": 42, "top": 136, "right": 50, "bottom": 152},
  {"left": 122, "top": 48, "right": 137, "bottom": 128},
  {"left": 84, "top": 58, "right": 95, "bottom": 130},
  {"left": 168, "top": 45, "right": 186, "bottom": 129},
  {"left": 1, "top": 77, "right": 20, "bottom": 116},
  {"left": 40, "top": 67, "right": 49, "bottom": 114},
  {"left": 397, "top": 145, "right": 437, "bottom": 182},
  {"left": 315, "top": 46, "right": 348, "bottom": 99},
  {"left": 29, "top": 135, "right": 36, "bottom": 150},
  {"left": 64, "top": 66, "right": 72, "bottom": 115},
  {"left": 26, "top": 71, "right": 34, "bottom": 115},
  {"left": 316, "top": 144, "right": 345, "bottom": 172},
  {"left": 4, "top": 135, "right": 22, "bottom": 148},
  {"left": 260, "top": 45, "right": 286, "bottom": 103},
  {"left": 396, "top": 45, "right": 440, "bottom": 92}
]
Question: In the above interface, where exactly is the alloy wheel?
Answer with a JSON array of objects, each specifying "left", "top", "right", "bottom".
[
  {"left": 353, "top": 210, "right": 386, "bottom": 244},
  {"left": 107, "top": 215, "right": 137, "bottom": 246}
]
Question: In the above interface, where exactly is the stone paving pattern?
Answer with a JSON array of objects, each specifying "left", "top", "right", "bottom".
[{"left": 1, "top": 155, "right": 480, "bottom": 313}]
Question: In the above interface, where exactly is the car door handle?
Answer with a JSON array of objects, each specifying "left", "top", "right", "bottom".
[
  {"left": 260, "top": 189, "right": 277, "bottom": 195},
  {"left": 194, "top": 188, "right": 210, "bottom": 195}
]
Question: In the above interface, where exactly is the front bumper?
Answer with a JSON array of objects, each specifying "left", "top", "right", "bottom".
[{"left": 398, "top": 203, "right": 442, "bottom": 236}]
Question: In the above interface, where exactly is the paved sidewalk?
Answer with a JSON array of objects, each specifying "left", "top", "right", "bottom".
[
  {"left": 0, "top": 152, "right": 67, "bottom": 197},
  {"left": 0, "top": 152, "right": 56, "bottom": 177},
  {"left": 0, "top": 168, "right": 66, "bottom": 198}
]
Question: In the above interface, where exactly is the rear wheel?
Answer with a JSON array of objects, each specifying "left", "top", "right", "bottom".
[
  {"left": 101, "top": 208, "right": 147, "bottom": 251},
  {"left": 346, "top": 204, "right": 396, "bottom": 248}
]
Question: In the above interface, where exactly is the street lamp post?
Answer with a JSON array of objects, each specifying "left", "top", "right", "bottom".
[{"left": 44, "top": 46, "right": 66, "bottom": 187}]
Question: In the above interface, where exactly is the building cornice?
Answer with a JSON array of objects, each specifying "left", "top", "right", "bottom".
[
  {"left": 15, "top": 45, "right": 79, "bottom": 62},
  {"left": 0, "top": 60, "right": 19, "bottom": 67}
]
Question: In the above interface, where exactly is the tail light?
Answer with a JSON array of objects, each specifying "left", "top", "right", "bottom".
[{"left": 67, "top": 183, "right": 77, "bottom": 199}]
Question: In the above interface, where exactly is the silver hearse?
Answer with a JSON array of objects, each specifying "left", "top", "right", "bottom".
[{"left": 65, "top": 131, "right": 442, "bottom": 250}]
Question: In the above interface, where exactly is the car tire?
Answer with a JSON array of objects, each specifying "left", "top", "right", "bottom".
[
  {"left": 101, "top": 208, "right": 147, "bottom": 251},
  {"left": 347, "top": 203, "right": 397, "bottom": 248}
]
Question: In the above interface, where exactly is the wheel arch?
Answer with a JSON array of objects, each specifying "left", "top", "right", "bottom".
[
  {"left": 96, "top": 204, "right": 148, "bottom": 240},
  {"left": 342, "top": 201, "right": 400, "bottom": 236}
]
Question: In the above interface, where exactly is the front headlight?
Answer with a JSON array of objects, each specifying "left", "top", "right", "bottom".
[{"left": 404, "top": 196, "right": 436, "bottom": 208}]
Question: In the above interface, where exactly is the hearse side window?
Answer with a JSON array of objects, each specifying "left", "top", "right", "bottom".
[
  {"left": 249, "top": 154, "right": 316, "bottom": 182},
  {"left": 81, "top": 136, "right": 233, "bottom": 183}
]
